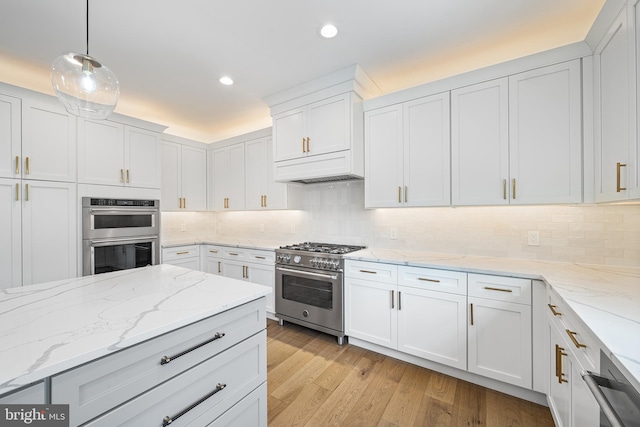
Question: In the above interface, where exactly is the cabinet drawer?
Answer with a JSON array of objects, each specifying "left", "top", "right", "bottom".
[
  {"left": 206, "top": 245, "right": 224, "bottom": 258},
  {"left": 163, "top": 245, "right": 199, "bottom": 261},
  {"left": 0, "top": 382, "right": 45, "bottom": 404},
  {"left": 85, "top": 331, "right": 266, "bottom": 427},
  {"left": 344, "top": 260, "right": 397, "bottom": 284},
  {"left": 398, "top": 266, "right": 467, "bottom": 295},
  {"left": 205, "top": 382, "right": 267, "bottom": 427},
  {"left": 546, "top": 289, "right": 599, "bottom": 371},
  {"left": 223, "top": 247, "right": 247, "bottom": 260},
  {"left": 245, "top": 249, "right": 275, "bottom": 265},
  {"left": 52, "top": 299, "right": 265, "bottom": 426},
  {"left": 468, "top": 274, "right": 531, "bottom": 304}
]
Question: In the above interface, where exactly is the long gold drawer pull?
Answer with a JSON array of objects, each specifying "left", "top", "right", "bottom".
[
  {"left": 548, "top": 304, "right": 562, "bottom": 316},
  {"left": 503, "top": 179, "right": 507, "bottom": 200},
  {"left": 483, "top": 286, "right": 512, "bottom": 293},
  {"left": 162, "top": 382, "right": 227, "bottom": 427},
  {"left": 391, "top": 290, "right": 395, "bottom": 309},
  {"left": 15, "top": 183, "right": 19, "bottom": 201},
  {"left": 15, "top": 156, "right": 19, "bottom": 174},
  {"left": 160, "top": 332, "right": 226, "bottom": 366},
  {"left": 418, "top": 277, "right": 440, "bottom": 283},
  {"left": 555, "top": 344, "right": 561, "bottom": 378},
  {"left": 176, "top": 251, "right": 189, "bottom": 255},
  {"left": 512, "top": 178, "right": 516, "bottom": 199},
  {"left": 25, "top": 157, "right": 30, "bottom": 175},
  {"left": 254, "top": 256, "right": 266, "bottom": 260},
  {"left": 617, "top": 162, "right": 627, "bottom": 192},
  {"left": 359, "top": 269, "right": 377, "bottom": 274},
  {"left": 566, "top": 329, "right": 587, "bottom": 348},
  {"left": 228, "top": 252, "right": 239, "bottom": 256},
  {"left": 556, "top": 344, "right": 568, "bottom": 383},
  {"left": 470, "top": 303, "right": 474, "bottom": 325},
  {"left": 209, "top": 250, "right": 218, "bottom": 254}
]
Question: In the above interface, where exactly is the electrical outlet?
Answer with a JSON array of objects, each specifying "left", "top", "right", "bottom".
[
  {"left": 528, "top": 231, "right": 540, "bottom": 246},
  {"left": 390, "top": 228, "right": 398, "bottom": 240},
  {"left": 180, "top": 223, "right": 187, "bottom": 232}
]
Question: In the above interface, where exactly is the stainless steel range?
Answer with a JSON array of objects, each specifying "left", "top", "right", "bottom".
[{"left": 275, "top": 242, "right": 365, "bottom": 345}]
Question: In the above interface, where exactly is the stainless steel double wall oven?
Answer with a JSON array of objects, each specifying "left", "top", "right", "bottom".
[{"left": 82, "top": 197, "right": 160, "bottom": 275}]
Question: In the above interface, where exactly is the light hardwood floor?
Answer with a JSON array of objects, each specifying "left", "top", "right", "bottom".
[{"left": 266, "top": 320, "right": 555, "bottom": 427}]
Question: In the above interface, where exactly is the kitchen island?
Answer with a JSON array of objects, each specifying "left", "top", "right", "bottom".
[{"left": 0, "top": 264, "right": 271, "bottom": 426}]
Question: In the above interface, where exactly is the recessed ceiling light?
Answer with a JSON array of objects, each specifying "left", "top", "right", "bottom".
[
  {"left": 219, "top": 76, "right": 234, "bottom": 86},
  {"left": 319, "top": 24, "right": 338, "bottom": 39}
]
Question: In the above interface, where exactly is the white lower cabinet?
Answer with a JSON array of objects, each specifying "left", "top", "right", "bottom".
[
  {"left": 467, "top": 274, "right": 532, "bottom": 389},
  {"left": 204, "top": 245, "right": 224, "bottom": 276},
  {"left": 345, "top": 261, "right": 468, "bottom": 370},
  {"left": 206, "top": 382, "right": 267, "bottom": 427},
  {"left": 0, "top": 382, "right": 45, "bottom": 404},
  {"left": 51, "top": 298, "right": 266, "bottom": 426},
  {"left": 162, "top": 245, "right": 201, "bottom": 271},
  {"left": 222, "top": 248, "right": 276, "bottom": 314}
]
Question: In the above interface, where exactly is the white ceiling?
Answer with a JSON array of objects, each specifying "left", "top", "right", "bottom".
[{"left": 0, "top": 0, "right": 605, "bottom": 143}]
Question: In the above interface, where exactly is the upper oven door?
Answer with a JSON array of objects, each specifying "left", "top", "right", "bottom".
[{"left": 83, "top": 205, "right": 159, "bottom": 239}]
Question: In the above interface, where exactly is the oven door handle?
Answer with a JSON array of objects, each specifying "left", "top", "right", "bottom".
[
  {"left": 89, "top": 208, "right": 158, "bottom": 214},
  {"left": 89, "top": 236, "right": 158, "bottom": 246},
  {"left": 276, "top": 266, "right": 338, "bottom": 281},
  {"left": 581, "top": 370, "right": 625, "bottom": 427}
]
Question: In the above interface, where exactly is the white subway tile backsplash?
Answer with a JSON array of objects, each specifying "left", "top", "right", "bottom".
[{"left": 162, "top": 180, "right": 640, "bottom": 267}]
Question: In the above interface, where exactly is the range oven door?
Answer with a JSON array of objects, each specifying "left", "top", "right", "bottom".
[
  {"left": 83, "top": 236, "right": 159, "bottom": 275},
  {"left": 275, "top": 266, "right": 343, "bottom": 333}
]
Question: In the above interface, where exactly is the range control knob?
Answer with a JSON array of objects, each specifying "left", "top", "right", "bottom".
[{"left": 293, "top": 255, "right": 301, "bottom": 264}]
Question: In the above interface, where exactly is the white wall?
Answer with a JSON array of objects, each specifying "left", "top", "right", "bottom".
[{"left": 162, "top": 180, "right": 640, "bottom": 267}]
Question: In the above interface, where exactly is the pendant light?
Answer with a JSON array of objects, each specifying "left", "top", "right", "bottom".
[{"left": 51, "top": 0, "right": 119, "bottom": 120}]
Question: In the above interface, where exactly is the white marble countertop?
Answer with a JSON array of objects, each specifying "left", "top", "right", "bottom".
[
  {"left": 0, "top": 264, "right": 271, "bottom": 396},
  {"left": 161, "top": 238, "right": 287, "bottom": 251},
  {"left": 346, "top": 248, "right": 640, "bottom": 393}
]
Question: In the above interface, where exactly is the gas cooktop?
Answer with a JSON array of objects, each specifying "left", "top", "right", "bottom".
[{"left": 278, "top": 242, "right": 366, "bottom": 255}]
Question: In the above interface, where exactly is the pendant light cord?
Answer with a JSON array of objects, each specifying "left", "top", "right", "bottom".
[{"left": 86, "top": 0, "right": 90, "bottom": 55}]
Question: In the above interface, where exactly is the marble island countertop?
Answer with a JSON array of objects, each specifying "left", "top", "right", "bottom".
[
  {"left": 0, "top": 264, "right": 271, "bottom": 396},
  {"left": 346, "top": 248, "right": 640, "bottom": 394}
]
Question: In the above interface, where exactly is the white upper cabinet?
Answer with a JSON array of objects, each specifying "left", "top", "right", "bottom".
[
  {"left": 452, "top": 78, "right": 509, "bottom": 206},
  {"left": 594, "top": 2, "right": 639, "bottom": 201},
  {"left": 210, "top": 143, "right": 245, "bottom": 210},
  {"left": 21, "top": 99, "right": 76, "bottom": 183},
  {"left": 245, "top": 137, "right": 293, "bottom": 210},
  {"left": 78, "top": 120, "right": 161, "bottom": 189},
  {"left": 0, "top": 178, "right": 21, "bottom": 289},
  {"left": 365, "top": 93, "right": 450, "bottom": 208},
  {"left": 452, "top": 60, "right": 582, "bottom": 206},
  {"left": 508, "top": 60, "right": 582, "bottom": 205},
  {"left": 160, "top": 138, "right": 207, "bottom": 211},
  {"left": 0, "top": 94, "right": 21, "bottom": 180}
]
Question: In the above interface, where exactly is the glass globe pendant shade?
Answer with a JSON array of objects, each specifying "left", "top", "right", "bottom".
[{"left": 51, "top": 53, "right": 119, "bottom": 120}]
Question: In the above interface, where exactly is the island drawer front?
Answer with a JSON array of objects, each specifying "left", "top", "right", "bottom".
[
  {"left": 468, "top": 274, "right": 531, "bottom": 304},
  {"left": 398, "top": 266, "right": 467, "bottom": 295},
  {"left": 204, "top": 382, "right": 267, "bottom": 427},
  {"left": 345, "top": 260, "right": 398, "bottom": 284},
  {"left": 52, "top": 299, "right": 265, "bottom": 427},
  {"left": 205, "top": 245, "right": 224, "bottom": 258},
  {"left": 0, "top": 381, "right": 45, "bottom": 404},
  {"left": 546, "top": 288, "right": 599, "bottom": 372},
  {"left": 84, "top": 331, "right": 266, "bottom": 427},
  {"left": 163, "top": 245, "right": 200, "bottom": 261}
]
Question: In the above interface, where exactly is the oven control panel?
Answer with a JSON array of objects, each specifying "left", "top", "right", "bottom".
[{"left": 276, "top": 250, "right": 344, "bottom": 271}]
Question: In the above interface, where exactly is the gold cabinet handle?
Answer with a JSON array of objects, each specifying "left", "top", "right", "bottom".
[
  {"left": 306, "top": 137, "right": 310, "bottom": 153},
  {"left": 503, "top": 179, "right": 507, "bottom": 200},
  {"left": 548, "top": 304, "right": 562, "bottom": 316},
  {"left": 176, "top": 251, "right": 189, "bottom": 255},
  {"left": 228, "top": 252, "right": 239, "bottom": 256},
  {"left": 25, "top": 183, "right": 29, "bottom": 201},
  {"left": 15, "top": 183, "right": 19, "bottom": 201},
  {"left": 617, "top": 162, "right": 627, "bottom": 192},
  {"left": 483, "top": 286, "right": 513, "bottom": 293},
  {"left": 254, "top": 256, "right": 266, "bottom": 260},
  {"left": 359, "top": 269, "right": 377, "bottom": 274},
  {"left": 470, "top": 303, "right": 474, "bottom": 325},
  {"left": 555, "top": 344, "right": 568, "bottom": 383},
  {"left": 126, "top": 169, "right": 130, "bottom": 183},
  {"left": 566, "top": 329, "right": 587, "bottom": 348},
  {"left": 209, "top": 250, "right": 218, "bottom": 254},
  {"left": 398, "top": 291, "right": 402, "bottom": 310},
  {"left": 418, "top": 277, "right": 440, "bottom": 283},
  {"left": 263, "top": 194, "right": 267, "bottom": 207},
  {"left": 404, "top": 186, "right": 408, "bottom": 203},
  {"left": 25, "top": 157, "right": 30, "bottom": 175},
  {"left": 512, "top": 178, "right": 516, "bottom": 199},
  {"left": 398, "top": 186, "right": 402, "bottom": 203},
  {"left": 178, "top": 198, "right": 182, "bottom": 209},
  {"left": 391, "top": 290, "right": 395, "bottom": 309},
  {"left": 183, "top": 198, "right": 186, "bottom": 209},
  {"left": 15, "top": 156, "right": 19, "bottom": 175},
  {"left": 120, "top": 169, "right": 124, "bottom": 183},
  {"left": 302, "top": 137, "right": 306, "bottom": 153},
  {"left": 218, "top": 261, "right": 221, "bottom": 273}
]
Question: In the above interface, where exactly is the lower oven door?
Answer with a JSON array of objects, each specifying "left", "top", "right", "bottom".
[
  {"left": 275, "top": 266, "right": 343, "bottom": 333},
  {"left": 83, "top": 236, "right": 159, "bottom": 275}
]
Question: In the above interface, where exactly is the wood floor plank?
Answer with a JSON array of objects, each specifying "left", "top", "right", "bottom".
[
  {"left": 450, "top": 378, "right": 485, "bottom": 426},
  {"left": 380, "top": 363, "right": 432, "bottom": 426},
  {"left": 313, "top": 343, "right": 368, "bottom": 391},
  {"left": 269, "top": 382, "right": 332, "bottom": 427},
  {"left": 425, "top": 371, "right": 458, "bottom": 405}
]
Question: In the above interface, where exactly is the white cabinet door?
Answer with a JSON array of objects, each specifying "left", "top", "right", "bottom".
[
  {"left": 273, "top": 107, "right": 306, "bottom": 162},
  {"left": 21, "top": 99, "right": 76, "bottom": 182},
  {"left": 264, "top": 138, "right": 290, "bottom": 209},
  {"left": 245, "top": 138, "right": 268, "bottom": 210},
  {"left": 246, "top": 263, "right": 275, "bottom": 314},
  {"left": 594, "top": 7, "right": 635, "bottom": 202},
  {"left": 210, "top": 144, "right": 245, "bottom": 211},
  {"left": 78, "top": 119, "right": 125, "bottom": 186},
  {"left": 161, "top": 141, "right": 181, "bottom": 210},
  {"left": 364, "top": 105, "right": 404, "bottom": 208},
  {"left": 307, "top": 93, "right": 350, "bottom": 156},
  {"left": 205, "top": 258, "right": 224, "bottom": 275},
  {"left": 451, "top": 78, "right": 509, "bottom": 206},
  {"left": 467, "top": 296, "right": 532, "bottom": 388},
  {"left": 222, "top": 260, "right": 246, "bottom": 281},
  {"left": 509, "top": 60, "right": 582, "bottom": 205},
  {"left": 548, "top": 322, "right": 572, "bottom": 427},
  {"left": 345, "top": 277, "right": 397, "bottom": 349},
  {"left": 125, "top": 127, "right": 161, "bottom": 189},
  {"left": 0, "top": 94, "right": 21, "bottom": 179},
  {"left": 397, "top": 286, "right": 467, "bottom": 370},
  {"left": 403, "top": 93, "right": 451, "bottom": 207},
  {"left": 21, "top": 180, "right": 76, "bottom": 286},
  {"left": 0, "top": 178, "right": 21, "bottom": 289},
  {"left": 181, "top": 145, "right": 207, "bottom": 211}
]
